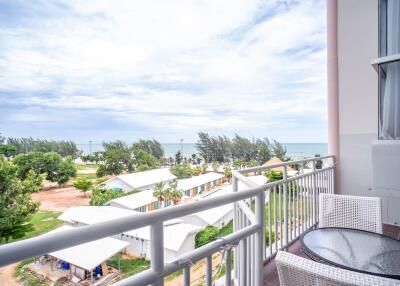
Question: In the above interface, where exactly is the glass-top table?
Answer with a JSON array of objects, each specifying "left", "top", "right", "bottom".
[{"left": 300, "top": 227, "right": 400, "bottom": 279}]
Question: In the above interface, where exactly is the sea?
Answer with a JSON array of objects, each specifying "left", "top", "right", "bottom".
[{"left": 77, "top": 143, "right": 327, "bottom": 160}]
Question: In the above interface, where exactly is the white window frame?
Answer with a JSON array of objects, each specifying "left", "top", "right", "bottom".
[{"left": 372, "top": 0, "right": 400, "bottom": 140}]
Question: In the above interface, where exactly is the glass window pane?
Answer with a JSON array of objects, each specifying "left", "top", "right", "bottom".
[
  {"left": 379, "top": 61, "right": 400, "bottom": 139},
  {"left": 380, "top": 0, "right": 400, "bottom": 56}
]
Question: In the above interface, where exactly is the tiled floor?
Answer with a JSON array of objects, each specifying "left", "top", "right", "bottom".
[{"left": 263, "top": 224, "right": 400, "bottom": 286}]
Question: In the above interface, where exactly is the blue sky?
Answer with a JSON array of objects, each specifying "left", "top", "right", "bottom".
[{"left": 0, "top": 0, "right": 327, "bottom": 143}]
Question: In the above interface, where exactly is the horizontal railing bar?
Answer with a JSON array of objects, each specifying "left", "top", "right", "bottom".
[
  {"left": 261, "top": 166, "right": 334, "bottom": 189},
  {"left": 236, "top": 155, "right": 334, "bottom": 174},
  {"left": 233, "top": 171, "right": 260, "bottom": 188},
  {"left": 0, "top": 186, "right": 266, "bottom": 267},
  {"left": 114, "top": 224, "right": 260, "bottom": 286}
]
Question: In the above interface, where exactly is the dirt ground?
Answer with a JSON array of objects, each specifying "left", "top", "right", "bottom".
[
  {"left": 165, "top": 252, "right": 224, "bottom": 286},
  {"left": 31, "top": 183, "right": 91, "bottom": 212},
  {"left": 0, "top": 263, "right": 21, "bottom": 286}
]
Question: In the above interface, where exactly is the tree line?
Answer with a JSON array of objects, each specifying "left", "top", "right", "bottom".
[
  {"left": 93, "top": 139, "right": 164, "bottom": 177},
  {"left": 196, "top": 132, "right": 287, "bottom": 163},
  {"left": 0, "top": 134, "right": 79, "bottom": 158}
]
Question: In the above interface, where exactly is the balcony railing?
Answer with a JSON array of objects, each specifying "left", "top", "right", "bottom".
[{"left": 0, "top": 155, "right": 335, "bottom": 286}]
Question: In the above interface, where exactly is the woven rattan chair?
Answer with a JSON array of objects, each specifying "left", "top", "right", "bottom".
[
  {"left": 275, "top": 251, "right": 400, "bottom": 286},
  {"left": 319, "top": 194, "right": 382, "bottom": 234}
]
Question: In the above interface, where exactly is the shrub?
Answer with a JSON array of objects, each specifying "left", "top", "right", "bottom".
[
  {"left": 265, "top": 228, "right": 276, "bottom": 246},
  {"left": 90, "top": 187, "right": 139, "bottom": 206},
  {"left": 195, "top": 226, "right": 219, "bottom": 248}
]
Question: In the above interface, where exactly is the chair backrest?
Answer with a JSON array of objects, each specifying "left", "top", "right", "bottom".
[
  {"left": 319, "top": 194, "right": 382, "bottom": 234},
  {"left": 275, "top": 251, "right": 400, "bottom": 286}
]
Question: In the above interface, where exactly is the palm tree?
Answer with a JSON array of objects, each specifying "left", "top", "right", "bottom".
[
  {"left": 212, "top": 161, "right": 220, "bottom": 172},
  {"left": 153, "top": 182, "right": 165, "bottom": 207},
  {"left": 170, "top": 190, "right": 183, "bottom": 205},
  {"left": 168, "top": 180, "right": 183, "bottom": 205}
]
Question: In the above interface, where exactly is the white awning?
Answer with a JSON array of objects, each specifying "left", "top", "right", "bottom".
[{"left": 47, "top": 226, "right": 129, "bottom": 270}]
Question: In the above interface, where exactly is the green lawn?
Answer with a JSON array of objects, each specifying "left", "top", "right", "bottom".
[
  {"left": 6, "top": 211, "right": 63, "bottom": 244},
  {"left": 74, "top": 163, "right": 99, "bottom": 171},
  {"left": 109, "top": 256, "right": 150, "bottom": 278}
]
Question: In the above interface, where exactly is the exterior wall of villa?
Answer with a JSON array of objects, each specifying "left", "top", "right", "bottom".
[{"left": 337, "top": 0, "right": 400, "bottom": 224}]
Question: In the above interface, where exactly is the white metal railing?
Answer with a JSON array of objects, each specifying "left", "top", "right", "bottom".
[
  {"left": 0, "top": 155, "right": 335, "bottom": 286},
  {"left": 232, "top": 155, "right": 335, "bottom": 286}
]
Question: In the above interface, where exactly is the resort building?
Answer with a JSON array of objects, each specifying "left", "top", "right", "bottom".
[
  {"left": 58, "top": 206, "right": 203, "bottom": 262},
  {"left": 120, "top": 220, "right": 202, "bottom": 262},
  {"left": 31, "top": 225, "right": 129, "bottom": 285},
  {"left": 177, "top": 172, "right": 224, "bottom": 197},
  {"left": 108, "top": 172, "right": 225, "bottom": 212},
  {"left": 181, "top": 175, "right": 267, "bottom": 229},
  {"left": 103, "top": 168, "right": 177, "bottom": 192},
  {"left": 108, "top": 189, "right": 159, "bottom": 212},
  {"left": 59, "top": 206, "right": 139, "bottom": 227}
]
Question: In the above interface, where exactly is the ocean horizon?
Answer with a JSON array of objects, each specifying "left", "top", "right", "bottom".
[{"left": 78, "top": 142, "right": 327, "bottom": 160}]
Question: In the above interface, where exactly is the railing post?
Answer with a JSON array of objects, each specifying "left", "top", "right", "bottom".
[
  {"left": 283, "top": 165, "right": 289, "bottom": 250},
  {"left": 232, "top": 175, "right": 239, "bottom": 281},
  {"left": 150, "top": 221, "right": 164, "bottom": 286},
  {"left": 255, "top": 190, "right": 265, "bottom": 286},
  {"left": 311, "top": 160, "right": 317, "bottom": 225}
]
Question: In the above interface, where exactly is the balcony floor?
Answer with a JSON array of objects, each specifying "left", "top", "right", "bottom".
[{"left": 262, "top": 224, "right": 400, "bottom": 286}]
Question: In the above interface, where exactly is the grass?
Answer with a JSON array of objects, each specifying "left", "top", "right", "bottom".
[
  {"left": 14, "top": 258, "right": 49, "bottom": 286},
  {"left": 75, "top": 172, "right": 98, "bottom": 181},
  {"left": 108, "top": 256, "right": 150, "bottom": 278},
  {"left": 6, "top": 211, "right": 63, "bottom": 244},
  {"left": 74, "top": 163, "right": 99, "bottom": 171}
]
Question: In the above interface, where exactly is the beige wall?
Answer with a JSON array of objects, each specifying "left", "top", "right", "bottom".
[{"left": 337, "top": 0, "right": 400, "bottom": 224}]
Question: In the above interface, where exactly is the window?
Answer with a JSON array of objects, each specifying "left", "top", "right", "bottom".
[{"left": 376, "top": 0, "right": 400, "bottom": 139}]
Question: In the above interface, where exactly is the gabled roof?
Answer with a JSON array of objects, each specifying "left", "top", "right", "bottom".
[
  {"left": 177, "top": 172, "right": 224, "bottom": 191},
  {"left": 263, "top": 157, "right": 294, "bottom": 172},
  {"left": 105, "top": 168, "right": 177, "bottom": 189},
  {"left": 110, "top": 189, "right": 155, "bottom": 210},
  {"left": 58, "top": 207, "right": 202, "bottom": 252},
  {"left": 58, "top": 206, "right": 138, "bottom": 225},
  {"left": 124, "top": 220, "right": 202, "bottom": 251},
  {"left": 47, "top": 226, "right": 129, "bottom": 270}
]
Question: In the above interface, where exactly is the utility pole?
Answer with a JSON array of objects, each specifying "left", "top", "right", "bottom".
[{"left": 89, "top": 141, "right": 92, "bottom": 155}]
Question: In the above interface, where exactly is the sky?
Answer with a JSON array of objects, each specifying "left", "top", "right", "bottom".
[{"left": 0, "top": 0, "right": 327, "bottom": 144}]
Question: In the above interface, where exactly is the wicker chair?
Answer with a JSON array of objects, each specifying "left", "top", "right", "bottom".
[
  {"left": 319, "top": 194, "right": 382, "bottom": 234},
  {"left": 275, "top": 251, "right": 400, "bottom": 286}
]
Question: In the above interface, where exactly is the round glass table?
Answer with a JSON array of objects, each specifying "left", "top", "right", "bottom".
[{"left": 300, "top": 227, "right": 400, "bottom": 279}]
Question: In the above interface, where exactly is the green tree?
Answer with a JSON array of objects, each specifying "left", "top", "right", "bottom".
[
  {"left": 265, "top": 170, "right": 283, "bottom": 182},
  {"left": 175, "top": 151, "right": 182, "bottom": 165},
  {"left": 223, "top": 166, "right": 232, "bottom": 181},
  {"left": 272, "top": 140, "right": 287, "bottom": 160},
  {"left": 132, "top": 139, "right": 164, "bottom": 159},
  {"left": 315, "top": 154, "right": 323, "bottom": 169},
  {"left": 90, "top": 188, "right": 139, "bottom": 206},
  {"left": 73, "top": 178, "right": 93, "bottom": 197},
  {"left": 170, "top": 163, "right": 192, "bottom": 179},
  {"left": 0, "top": 159, "right": 39, "bottom": 242},
  {"left": 211, "top": 161, "right": 220, "bottom": 172},
  {"left": 54, "top": 156, "right": 77, "bottom": 186}
]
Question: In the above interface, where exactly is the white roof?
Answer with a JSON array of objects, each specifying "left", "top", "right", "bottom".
[
  {"left": 177, "top": 172, "right": 224, "bottom": 191},
  {"left": 124, "top": 220, "right": 202, "bottom": 251},
  {"left": 110, "top": 189, "right": 155, "bottom": 210},
  {"left": 188, "top": 175, "right": 267, "bottom": 225},
  {"left": 47, "top": 226, "right": 129, "bottom": 270},
  {"left": 105, "top": 168, "right": 177, "bottom": 189},
  {"left": 58, "top": 206, "right": 138, "bottom": 225},
  {"left": 238, "top": 175, "right": 267, "bottom": 189}
]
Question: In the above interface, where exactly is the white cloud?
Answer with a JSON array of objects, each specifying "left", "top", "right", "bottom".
[{"left": 0, "top": 0, "right": 327, "bottom": 142}]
